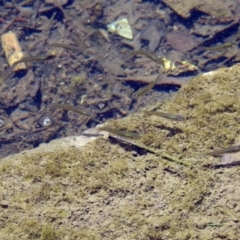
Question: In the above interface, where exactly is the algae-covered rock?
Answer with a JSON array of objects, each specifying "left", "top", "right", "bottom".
[
  {"left": 1, "top": 64, "right": 240, "bottom": 239},
  {"left": 162, "top": 0, "right": 233, "bottom": 18}
]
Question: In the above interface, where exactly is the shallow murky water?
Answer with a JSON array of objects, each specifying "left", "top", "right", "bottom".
[{"left": 0, "top": 0, "right": 239, "bottom": 158}]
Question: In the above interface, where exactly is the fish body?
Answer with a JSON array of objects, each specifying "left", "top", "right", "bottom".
[
  {"left": 98, "top": 126, "right": 141, "bottom": 140},
  {"left": 143, "top": 110, "right": 184, "bottom": 121},
  {"left": 131, "top": 73, "right": 162, "bottom": 99},
  {"left": 12, "top": 55, "right": 55, "bottom": 67},
  {"left": 52, "top": 104, "right": 93, "bottom": 118},
  {"left": 201, "top": 42, "right": 236, "bottom": 51},
  {"left": 48, "top": 43, "right": 81, "bottom": 51},
  {"left": 132, "top": 80, "right": 156, "bottom": 99},
  {"left": 202, "top": 144, "right": 240, "bottom": 156},
  {"left": 3, "top": 55, "right": 55, "bottom": 80},
  {"left": 132, "top": 50, "right": 164, "bottom": 64}
]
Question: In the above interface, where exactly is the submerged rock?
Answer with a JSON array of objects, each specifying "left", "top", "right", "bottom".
[
  {"left": 162, "top": 0, "right": 233, "bottom": 18},
  {"left": 166, "top": 30, "right": 199, "bottom": 53},
  {"left": 2, "top": 64, "right": 240, "bottom": 239}
]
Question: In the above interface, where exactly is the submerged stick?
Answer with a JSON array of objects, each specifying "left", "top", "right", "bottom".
[
  {"left": 99, "top": 127, "right": 188, "bottom": 166},
  {"left": 133, "top": 141, "right": 188, "bottom": 166}
]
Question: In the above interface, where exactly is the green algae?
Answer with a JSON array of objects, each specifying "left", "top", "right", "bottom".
[{"left": 2, "top": 65, "right": 240, "bottom": 239}]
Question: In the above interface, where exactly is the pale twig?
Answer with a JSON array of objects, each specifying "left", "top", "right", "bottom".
[{"left": 105, "top": 132, "right": 188, "bottom": 166}]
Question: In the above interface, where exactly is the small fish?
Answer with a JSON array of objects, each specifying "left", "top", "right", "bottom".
[
  {"left": 12, "top": 55, "right": 55, "bottom": 68},
  {"left": 143, "top": 110, "right": 185, "bottom": 121},
  {"left": 3, "top": 55, "right": 56, "bottom": 80},
  {"left": 206, "top": 222, "right": 225, "bottom": 227},
  {"left": 52, "top": 103, "right": 94, "bottom": 118},
  {"left": 81, "top": 133, "right": 103, "bottom": 137},
  {"left": 202, "top": 144, "right": 240, "bottom": 156},
  {"left": 71, "top": 35, "right": 88, "bottom": 50},
  {"left": 213, "top": 160, "right": 240, "bottom": 168},
  {"left": 200, "top": 42, "right": 236, "bottom": 51},
  {"left": 131, "top": 73, "right": 162, "bottom": 99},
  {"left": 48, "top": 43, "right": 81, "bottom": 51},
  {"left": 131, "top": 50, "right": 164, "bottom": 64},
  {"left": 97, "top": 126, "right": 141, "bottom": 140}
]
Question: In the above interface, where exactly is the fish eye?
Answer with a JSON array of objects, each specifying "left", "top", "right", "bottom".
[{"left": 38, "top": 115, "right": 55, "bottom": 128}]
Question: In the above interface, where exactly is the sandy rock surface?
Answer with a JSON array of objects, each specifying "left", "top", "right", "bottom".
[{"left": 1, "top": 64, "right": 240, "bottom": 239}]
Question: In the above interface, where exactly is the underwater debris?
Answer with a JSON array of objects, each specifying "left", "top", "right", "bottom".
[
  {"left": 97, "top": 126, "right": 187, "bottom": 166},
  {"left": 130, "top": 50, "right": 197, "bottom": 76},
  {"left": 162, "top": 57, "right": 176, "bottom": 71},
  {"left": 107, "top": 132, "right": 188, "bottom": 166},
  {"left": 165, "top": 59, "right": 199, "bottom": 76},
  {"left": 107, "top": 18, "right": 133, "bottom": 40},
  {"left": 44, "top": 0, "right": 67, "bottom": 18},
  {"left": 133, "top": 141, "right": 188, "bottom": 166},
  {"left": 1, "top": 31, "right": 26, "bottom": 71},
  {"left": 37, "top": 115, "right": 56, "bottom": 128}
]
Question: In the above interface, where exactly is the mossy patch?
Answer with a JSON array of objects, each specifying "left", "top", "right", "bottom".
[{"left": 1, "top": 65, "right": 240, "bottom": 239}]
